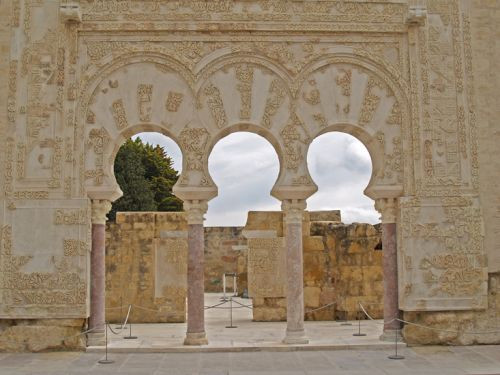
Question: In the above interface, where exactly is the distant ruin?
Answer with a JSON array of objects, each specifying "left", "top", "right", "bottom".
[{"left": 106, "top": 211, "right": 383, "bottom": 323}]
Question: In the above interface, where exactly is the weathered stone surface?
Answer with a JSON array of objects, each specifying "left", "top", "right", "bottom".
[
  {"left": 204, "top": 227, "right": 246, "bottom": 293},
  {"left": 0, "top": 319, "right": 85, "bottom": 352},
  {"left": 106, "top": 212, "right": 188, "bottom": 323},
  {"left": 403, "top": 273, "right": 500, "bottom": 345},
  {"left": 246, "top": 213, "right": 383, "bottom": 321}
]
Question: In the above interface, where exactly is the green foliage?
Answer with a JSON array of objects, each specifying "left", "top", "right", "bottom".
[{"left": 108, "top": 137, "right": 183, "bottom": 221}]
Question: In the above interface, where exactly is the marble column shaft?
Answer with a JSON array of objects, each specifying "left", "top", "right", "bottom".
[
  {"left": 89, "top": 223, "right": 105, "bottom": 333},
  {"left": 282, "top": 200, "right": 308, "bottom": 344},
  {"left": 88, "top": 199, "right": 112, "bottom": 346},
  {"left": 186, "top": 224, "right": 206, "bottom": 336},
  {"left": 184, "top": 200, "right": 208, "bottom": 345},
  {"left": 382, "top": 222, "right": 401, "bottom": 331}
]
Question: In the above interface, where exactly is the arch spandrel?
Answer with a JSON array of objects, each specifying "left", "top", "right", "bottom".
[
  {"left": 82, "top": 60, "right": 199, "bottom": 200},
  {"left": 82, "top": 51, "right": 409, "bottom": 203},
  {"left": 195, "top": 57, "right": 292, "bottom": 134},
  {"left": 291, "top": 56, "right": 409, "bottom": 200}
]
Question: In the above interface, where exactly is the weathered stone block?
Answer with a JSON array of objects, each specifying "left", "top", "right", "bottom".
[{"left": 304, "top": 286, "right": 321, "bottom": 307}]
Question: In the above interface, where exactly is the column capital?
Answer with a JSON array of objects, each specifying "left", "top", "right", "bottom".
[
  {"left": 375, "top": 197, "right": 398, "bottom": 224},
  {"left": 184, "top": 200, "right": 208, "bottom": 225},
  {"left": 281, "top": 199, "right": 307, "bottom": 224},
  {"left": 91, "top": 199, "right": 112, "bottom": 225}
]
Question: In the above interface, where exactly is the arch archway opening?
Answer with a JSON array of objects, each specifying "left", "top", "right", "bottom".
[
  {"left": 305, "top": 132, "right": 384, "bottom": 322},
  {"left": 206, "top": 131, "right": 281, "bottom": 227},
  {"left": 306, "top": 132, "right": 378, "bottom": 224},
  {"left": 107, "top": 131, "right": 183, "bottom": 221},
  {"left": 104, "top": 131, "right": 184, "bottom": 327}
]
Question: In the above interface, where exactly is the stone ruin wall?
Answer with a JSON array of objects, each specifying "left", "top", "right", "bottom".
[
  {"left": 106, "top": 212, "right": 188, "bottom": 324},
  {"left": 105, "top": 210, "right": 384, "bottom": 323},
  {"left": 245, "top": 211, "right": 384, "bottom": 321}
]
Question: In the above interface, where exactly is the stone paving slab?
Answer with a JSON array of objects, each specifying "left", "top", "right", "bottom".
[
  {"left": 1, "top": 347, "right": 500, "bottom": 374},
  {"left": 89, "top": 294, "right": 394, "bottom": 353}
]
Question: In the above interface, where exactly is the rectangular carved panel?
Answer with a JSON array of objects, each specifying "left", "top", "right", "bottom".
[
  {"left": 247, "top": 237, "right": 286, "bottom": 298},
  {"left": 0, "top": 199, "right": 90, "bottom": 318},
  {"left": 399, "top": 196, "right": 487, "bottom": 311}
]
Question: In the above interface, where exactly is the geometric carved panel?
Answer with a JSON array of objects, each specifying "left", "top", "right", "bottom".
[
  {"left": 247, "top": 237, "right": 286, "bottom": 298},
  {"left": 399, "top": 196, "right": 488, "bottom": 311},
  {"left": 0, "top": 199, "right": 90, "bottom": 318}
]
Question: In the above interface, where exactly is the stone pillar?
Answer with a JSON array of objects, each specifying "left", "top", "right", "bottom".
[
  {"left": 184, "top": 200, "right": 209, "bottom": 346},
  {"left": 88, "top": 199, "right": 112, "bottom": 346},
  {"left": 375, "top": 197, "right": 402, "bottom": 341},
  {"left": 282, "top": 199, "right": 308, "bottom": 344}
]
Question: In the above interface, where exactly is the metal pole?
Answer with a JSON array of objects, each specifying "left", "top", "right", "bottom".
[
  {"left": 115, "top": 296, "right": 123, "bottom": 329},
  {"left": 226, "top": 297, "right": 237, "bottom": 328},
  {"left": 388, "top": 328, "right": 405, "bottom": 360},
  {"left": 222, "top": 273, "right": 227, "bottom": 301},
  {"left": 233, "top": 274, "right": 237, "bottom": 297},
  {"left": 98, "top": 323, "right": 114, "bottom": 364},
  {"left": 340, "top": 296, "right": 352, "bottom": 326},
  {"left": 124, "top": 305, "right": 138, "bottom": 339},
  {"left": 353, "top": 307, "right": 366, "bottom": 337}
]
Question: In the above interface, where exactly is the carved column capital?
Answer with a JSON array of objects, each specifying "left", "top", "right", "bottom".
[
  {"left": 184, "top": 200, "right": 208, "bottom": 225},
  {"left": 91, "top": 199, "right": 112, "bottom": 225},
  {"left": 407, "top": 5, "right": 427, "bottom": 25},
  {"left": 375, "top": 198, "right": 398, "bottom": 224},
  {"left": 281, "top": 199, "right": 307, "bottom": 224}
]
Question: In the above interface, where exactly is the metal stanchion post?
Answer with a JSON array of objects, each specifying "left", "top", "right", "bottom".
[
  {"left": 388, "top": 328, "right": 405, "bottom": 360},
  {"left": 115, "top": 296, "right": 123, "bottom": 329},
  {"left": 353, "top": 307, "right": 366, "bottom": 337},
  {"left": 340, "top": 297, "right": 352, "bottom": 326},
  {"left": 221, "top": 273, "right": 228, "bottom": 301},
  {"left": 225, "top": 297, "right": 237, "bottom": 329},
  {"left": 233, "top": 274, "right": 238, "bottom": 297},
  {"left": 124, "top": 305, "right": 138, "bottom": 339},
  {"left": 98, "top": 323, "right": 114, "bottom": 365}
]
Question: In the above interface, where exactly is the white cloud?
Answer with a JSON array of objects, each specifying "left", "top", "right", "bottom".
[{"left": 132, "top": 131, "right": 379, "bottom": 226}]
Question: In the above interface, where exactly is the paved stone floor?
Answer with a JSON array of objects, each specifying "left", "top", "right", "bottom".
[
  {"left": 92, "top": 294, "right": 392, "bottom": 352},
  {"left": 1, "top": 346, "right": 500, "bottom": 374},
  {"left": 3, "top": 294, "right": 500, "bottom": 374}
]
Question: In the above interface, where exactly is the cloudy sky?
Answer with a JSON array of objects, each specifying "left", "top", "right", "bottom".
[{"left": 134, "top": 132, "right": 380, "bottom": 227}]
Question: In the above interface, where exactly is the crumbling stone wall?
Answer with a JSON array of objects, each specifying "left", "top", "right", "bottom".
[
  {"left": 105, "top": 212, "right": 188, "bottom": 323},
  {"left": 0, "top": 319, "right": 86, "bottom": 352},
  {"left": 204, "top": 227, "right": 247, "bottom": 293},
  {"left": 105, "top": 210, "right": 382, "bottom": 324},
  {"left": 403, "top": 273, "right": 500, "bottom": 345},
  {"left": 246, "top": 211, "right": 383, "bottom": 321}
]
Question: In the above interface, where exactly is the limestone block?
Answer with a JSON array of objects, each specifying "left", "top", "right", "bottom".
[
  {"left": 252, "top": 307, "right": 286, "bottom": 322},
  {"left": 303, "top": 236, "right": 324, "bottom": 252},
  {"left": 245, "top": 211, "right": 284, "bottom": 237},
  {"left": 304, "top": 286, "right": 321, "bottom": 307},
  {"left": 0, "top": 319, "right": 85, "bottom": 352},
  {"left": 309, "top": 211, "right": 341, "bottom": 222}
]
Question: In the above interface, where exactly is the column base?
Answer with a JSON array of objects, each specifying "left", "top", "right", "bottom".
[
  {"left": 184, "top": 332, "right": 208, "bottom": 346},
  {"left": 380, "top": 329, "right": 404, "bottom": 342},
  {"left": 87, "top": 331, "right": 105, "bottom": 346},
  {"left": 283, "top": 329, "right": 309, "bottom": 345}
]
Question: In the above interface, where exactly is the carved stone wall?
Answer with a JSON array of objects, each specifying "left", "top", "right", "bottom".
[
  {"left": 0, "top": 0, "right": 498, "bottom": 347},
  {"left": 470, "top": 1, "right": 500, "bottom": 273}
]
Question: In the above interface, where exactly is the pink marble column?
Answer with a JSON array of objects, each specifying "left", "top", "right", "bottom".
[
  {"left": 88, "top": 199, "right": 111, "bottom": 346},
  {"left": 282, "top": 200, "right": 308, "bottom": 344},
  {"left": 375, "top": 198, "right": 402, "bottom": 341},
  {"left": 184, "top": 201, "right": 208, "bottom": 345}
]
